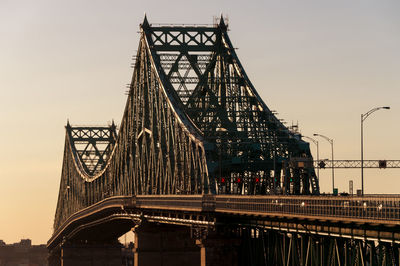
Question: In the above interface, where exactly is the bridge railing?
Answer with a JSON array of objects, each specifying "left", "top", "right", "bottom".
[
  {"left": 133, "top": 194, "right": 400, "bottom": 224},
  {"left": 136, "top": 195, "right": 204, "bottom": 212},
  {"left": 215, "top": 195, "right": 400, "bottom": 224}
]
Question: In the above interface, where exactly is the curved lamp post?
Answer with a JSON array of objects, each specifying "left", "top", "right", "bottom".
[
  {"left": 313, "top": 133, "right": 334, "bottom": 193},
  {"left": 361, "top": 106, "right": 390, "bottom": 196},
  {"left": 302, "top": 136, "right": 319, "bottom": 180}
]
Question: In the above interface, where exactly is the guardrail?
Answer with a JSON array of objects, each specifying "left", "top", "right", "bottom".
[
  {"left": 215, "top": 195, "right": 400, "bottom": 224},
  {"left": 136, "top": 195, "right": 204, "bottom": 211},
  {"left": 134, "top": 194, "right": 400, "bottom": 224}
]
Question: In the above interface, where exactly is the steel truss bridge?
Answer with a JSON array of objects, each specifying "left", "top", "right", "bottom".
[{"left": 48, "top": 16, "right": 400, "bottom": 266}]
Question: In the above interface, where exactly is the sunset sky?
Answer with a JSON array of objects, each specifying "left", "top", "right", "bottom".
[{"left": 0, "top": 0, "right": 399, "bottom": 244}]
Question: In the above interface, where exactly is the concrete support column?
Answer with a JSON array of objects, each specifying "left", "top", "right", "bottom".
[
  {"left": 133, "top": 223, "right": 199, "bottom": 266},
  {"left": 196, "top": 237, "right": 241, "bottom": 266},
  {"left": 60, "top": 242, "right": 122, "bottom": 266}
]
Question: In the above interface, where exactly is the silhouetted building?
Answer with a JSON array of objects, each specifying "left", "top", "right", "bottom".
[{"left": 0, "top": 239, "right": 47, "bottom": 266}]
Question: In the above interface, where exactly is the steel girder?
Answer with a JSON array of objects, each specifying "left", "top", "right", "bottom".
[{"left": 238, "top": 229, "right": 400, "bottom": 266}]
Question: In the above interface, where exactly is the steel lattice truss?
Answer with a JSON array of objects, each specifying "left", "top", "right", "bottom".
[
  {"left": 291, "top": 158, "right": 400, "bottom": 168},
  {"left": 53, "top": 16, "right": 319, "bottom": 231},
  {"left": 143, "top": 17, "right": 319, "bottom": 195},
  {"left": 315, "top": 160, "right": 400, "bottom": 168},
  {"left": 67, "top": 124, "right": 117, "bottom": 175}
]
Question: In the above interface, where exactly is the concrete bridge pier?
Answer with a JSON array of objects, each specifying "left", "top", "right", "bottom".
[
  {"left": 195, "top": 237, "right": 241, "bottom": 266},
  {"left": 133, "top": 223, "right": 242, "bottom": 266},
  {"left": 133, "top": 223, "right": 200, "bottom": 266}
]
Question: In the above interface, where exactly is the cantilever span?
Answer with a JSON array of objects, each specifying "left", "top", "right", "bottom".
[{"left": 53, "top": 16, "right": 319, "bottom": 233}]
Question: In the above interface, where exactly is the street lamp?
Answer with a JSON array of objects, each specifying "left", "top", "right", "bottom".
[
  {"left": 361, "top": 106, "right": 390, "bottom": 196},
  {"left": 313, "top": 133, "right": 334, "bottom": 193},
  {"left": 302, "top": 136, "right": 319, "bottom": 180}
]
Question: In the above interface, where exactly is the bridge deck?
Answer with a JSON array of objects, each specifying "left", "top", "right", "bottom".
[
  {"left": 48, "top": 194, "right": 400, "bottom": 249},
  {"left": 137, "top": 194, "right": 400, "bottom": 225}
]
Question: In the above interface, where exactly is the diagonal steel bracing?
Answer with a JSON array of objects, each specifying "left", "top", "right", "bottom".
[
  {"left": 238, "top": 229, "right": 400, "bottom": 266},
  {"left": 67, "top": 123, "right": 117, "bottom": 175}
]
